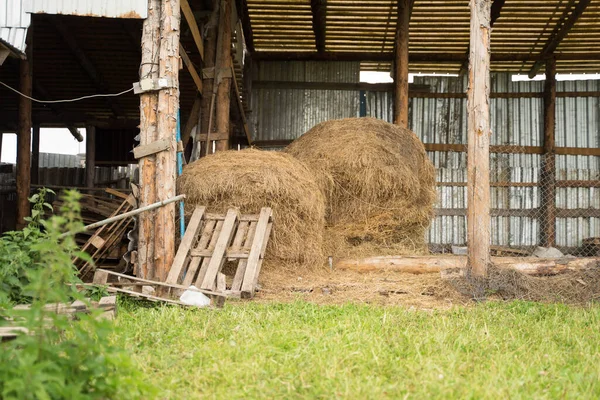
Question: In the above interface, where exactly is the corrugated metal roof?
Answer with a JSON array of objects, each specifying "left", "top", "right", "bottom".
[
  {"left": 25, "top": 0, "right": 147, "bottom": 19},
  {"left": 0, "top": 0, "right": 30, "bottom": 54},
  {"left": 0, "top": 0, "right": 147, "bottom": 54}
]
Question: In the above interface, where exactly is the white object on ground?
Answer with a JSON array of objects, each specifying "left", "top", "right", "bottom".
[
  {"left": 179, "top": 285, "right": 211, "bottom": 307},
  {"left": 532, "top": 246, "right": 564, "bottom": 258},
  {"left": 451, "top": 246, "right": 467, "bottom": 255}
]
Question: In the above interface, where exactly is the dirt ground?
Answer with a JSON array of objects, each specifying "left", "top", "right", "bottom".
[{"left": 255, "top": 263, "right": 471, "bottom": 310}]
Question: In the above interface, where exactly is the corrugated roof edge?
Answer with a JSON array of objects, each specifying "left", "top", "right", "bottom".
[{"left": 0, "top": 37, "right": 25, "bottom": 58}]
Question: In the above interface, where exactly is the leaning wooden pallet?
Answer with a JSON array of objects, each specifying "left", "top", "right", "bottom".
[
  {"left": 166, "top": 206, "right": 273, "bottom": 298},
  {"left": 75, "top": 191, "right": 136, "bottom": 277}
]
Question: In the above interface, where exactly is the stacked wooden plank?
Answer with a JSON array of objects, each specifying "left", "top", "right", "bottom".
[
  {"left": 54, "top": 188, "right": 136, "bottom": 275},
  {"left": 166, "top": 206, "right": 273, "bottom": 298},
  {"left": 1, "top": 296, "right": 117, "bottom": 342}
]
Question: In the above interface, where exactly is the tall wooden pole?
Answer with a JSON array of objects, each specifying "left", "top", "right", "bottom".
[
  {"left": 540, "top": 58, "right": 557, "bottom": 247},
  {"left": 466, "top": 0, "right": 492, "bottom": 279},
  {"left": 31, "top": 124, "right": 40, "bottom": 185},
  {"left": 16, "top": 39, "right": 32, "bottom": 230},
  {"left": 215, "top": 0, "right": 233, "bottom": 152},
  {"left": 138, "top": 0, "right": 161, "bottom": 279},
  {"left": 85, "top": 125, "right": 96, "bottom": 188},
  {"left": 154, "top": 0, "right": 180, "bottom": 281},
  {"left": 200, "top": 0, "right": 219, "bottom": 156},
  {"left": 393, "top": 0, "right": 410, "bottom": 128}
]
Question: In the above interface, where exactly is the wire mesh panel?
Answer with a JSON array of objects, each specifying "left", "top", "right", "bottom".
[{"left": 366, "top": 72, "right": 600, "bottom": 256}]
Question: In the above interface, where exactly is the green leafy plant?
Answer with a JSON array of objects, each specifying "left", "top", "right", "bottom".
[
  {"left": 0, "top": 190, "right": 151, "bottom": 399},
  {"left": 0, "top": 189, "right": 54, "bottom": 306}
]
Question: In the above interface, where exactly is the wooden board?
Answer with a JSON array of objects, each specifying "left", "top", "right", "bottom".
[
  {"left": 241, "top": 208, "right": 273, "bottom": 297},
  {"left": 166, "top": 206, "right": 205, "bottom": 283},
  {"left": 200, "top": 209, "right": 239, "bottom": 291}
]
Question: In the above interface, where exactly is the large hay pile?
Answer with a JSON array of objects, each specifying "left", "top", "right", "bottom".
[
  {"left": 178, "top": 149, "right": 325, "bottom": 266},
  {"left": 285, "top": 117, "right": 436, "bottom": 256}
]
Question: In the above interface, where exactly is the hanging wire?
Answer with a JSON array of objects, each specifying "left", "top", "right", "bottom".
[{"left": 0, "top": 80, "right": 134, "bottom": 104}]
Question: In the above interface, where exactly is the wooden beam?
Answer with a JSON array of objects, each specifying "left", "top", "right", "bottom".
[
  {"left": 182, "top": 95, "right": 202, "bottom": 152},
  {"left": 528, "top": 0, "right": 592, "bottom": 78},
  {"left": 459, "top": 0, "right": 505, "bottom": 75},
  {"left": 155, "top": 0, "right": 181, "bottom": 282},
  {"left": 200, "top": 1, "right": 219, "bottom": 157},
  {"left": 335, "top": 255, "right": 600, "bottom": 277},
  {"left": 252, "top": 52, "right": 600, "bottom": 63},
  {"left": 179, "top": 43, "right": 203, "bottom": 94},
  {"left": 252, "top": 140, "right": 600, "bottom": 157},
  {"left": 181, "top": 0, "right": 205, "bottom": 61},
  {"left": 138, "top": 0, "right": 161, "bottom": 280},
  {"left": 215, "top": 0, "right": 233, "bottom": 152},
  {"left": 231, "top": 64, "right": 252, "bottom": 145},
  {"left": 16, "top": 42, "right": 32, "bottom": 230},
  {"left": 393, "top": 0, "right": 410, "bottom": 128},
  {"left": 467, "top": 0, "right": 492, "bottom": 279},
  {"left": 235, "top": 0, "right": 255, "bottom": 52},
  {"left": 53, "top": 19, "right": 123, "bottom": 118},
  {"left": 31, "top": 124, "right": 40, "bottom": 185},
  {"left": 86, "top": 125, "right": 96, "bottom": 188},
  {"left": 33, "top": 83, "right": 83, "bottom": 141},
  {"left": 540, "top": 58, "right": 557, "bottom": 247},
  {"left": 310, "top": 0, "right": 327, "bottom": 53}
]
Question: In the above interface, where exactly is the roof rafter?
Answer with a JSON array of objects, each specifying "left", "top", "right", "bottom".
[
  {"left": 53, "top": 19, "right": 123, "bottom": 118},
  {"left": 311, "top": 0, "right": 327, "bottom": 53},
  {"left": 235, "top": 0, "right": 255, "bottom": 52},
  {"left": 181, "top": 0, "right": 205, "bottom": 61},
  {"left": 253, "top": 51, "right": 600, "bottom": 63},
  {"left": 33, "top": 83, "right": 83, "bottom": 141},
  {"left": 528, "top": 0, "right": 592, "bottom": 78}
]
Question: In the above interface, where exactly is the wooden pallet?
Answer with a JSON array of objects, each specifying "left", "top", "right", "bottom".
[{"left": 166, "top": 206, "right": 273, "bottom": 298}]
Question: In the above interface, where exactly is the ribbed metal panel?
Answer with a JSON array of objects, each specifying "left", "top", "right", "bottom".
[
  {"left": 0, "top": 0, "right": 30, "bottom": 53},
  {"left": 1, "top": 0, "right": 146, "bottom": 54},
  {"left": 25, "top": 0, "right": 147, "bottom": 19},
  {"left": 251, "top": 61, "right": 360, "bottom": 141},
  {"left": 253, "top": 69, "right": 599, "bottom": 249}
]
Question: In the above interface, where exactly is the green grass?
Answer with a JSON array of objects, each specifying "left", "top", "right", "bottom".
[{"left": 115, "top": 300, "right": 600, "bottom": 399}]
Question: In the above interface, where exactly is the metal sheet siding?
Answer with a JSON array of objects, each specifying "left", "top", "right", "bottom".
[
  {"left": 251, "top": 61, "right": 360, "bottom": 142},
  {"left": 252, "top": 68, "right": 599, "bottom": 249},
  {"left": 25, "top": 0, "right": 147, "bottom": 18},
  {"left": 0, "top": 0, "right": 30, "bottom": 53},
  {"left": 1, "top": 0, "right": 146, "bottom": 53}
]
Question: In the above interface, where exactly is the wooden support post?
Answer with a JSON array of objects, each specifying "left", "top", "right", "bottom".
[
  {"left": 16, "top": 39, "right": 32, "bottom": 230},
  {"left": 85, "top": 125, "right": 96, "bottom": 188},
  {"left": 154, "top": 0, "right": 180, "bottom": 282},
  {"left": 200, "top": 1, "right": 219, "bottom": 156},
  {"left": 31, "top": 124, "right": 40, "bottom": 185},
  {"left": 466, "top": 0, "right": 492, "bottom": 279},
  {"left": 215, "top": 0, "right": 233, "bottom": 152},
  {"left": 138, "top": 0, "right": 161, "bottom": 279},
  {"left": 540, "top": 58, "right": 557, "bottom": 247},
  {"left": 393, "top": 0, "right": 410, "bottom": 128}
]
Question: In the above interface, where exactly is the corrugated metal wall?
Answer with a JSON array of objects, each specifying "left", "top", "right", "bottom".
[
  {"left": 251, "top": 62, "right": 600, "bottom": 249},
  {"left": 250, "top": 61, "right": 360, "bottom": 141}
]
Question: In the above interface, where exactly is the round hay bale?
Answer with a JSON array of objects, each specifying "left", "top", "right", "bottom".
[
  {"left": 285, "top": 117, "right": 436, "bottom": 253},
  {"left": 178, "top": 149, "right": 325, "bottom": 266}
]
